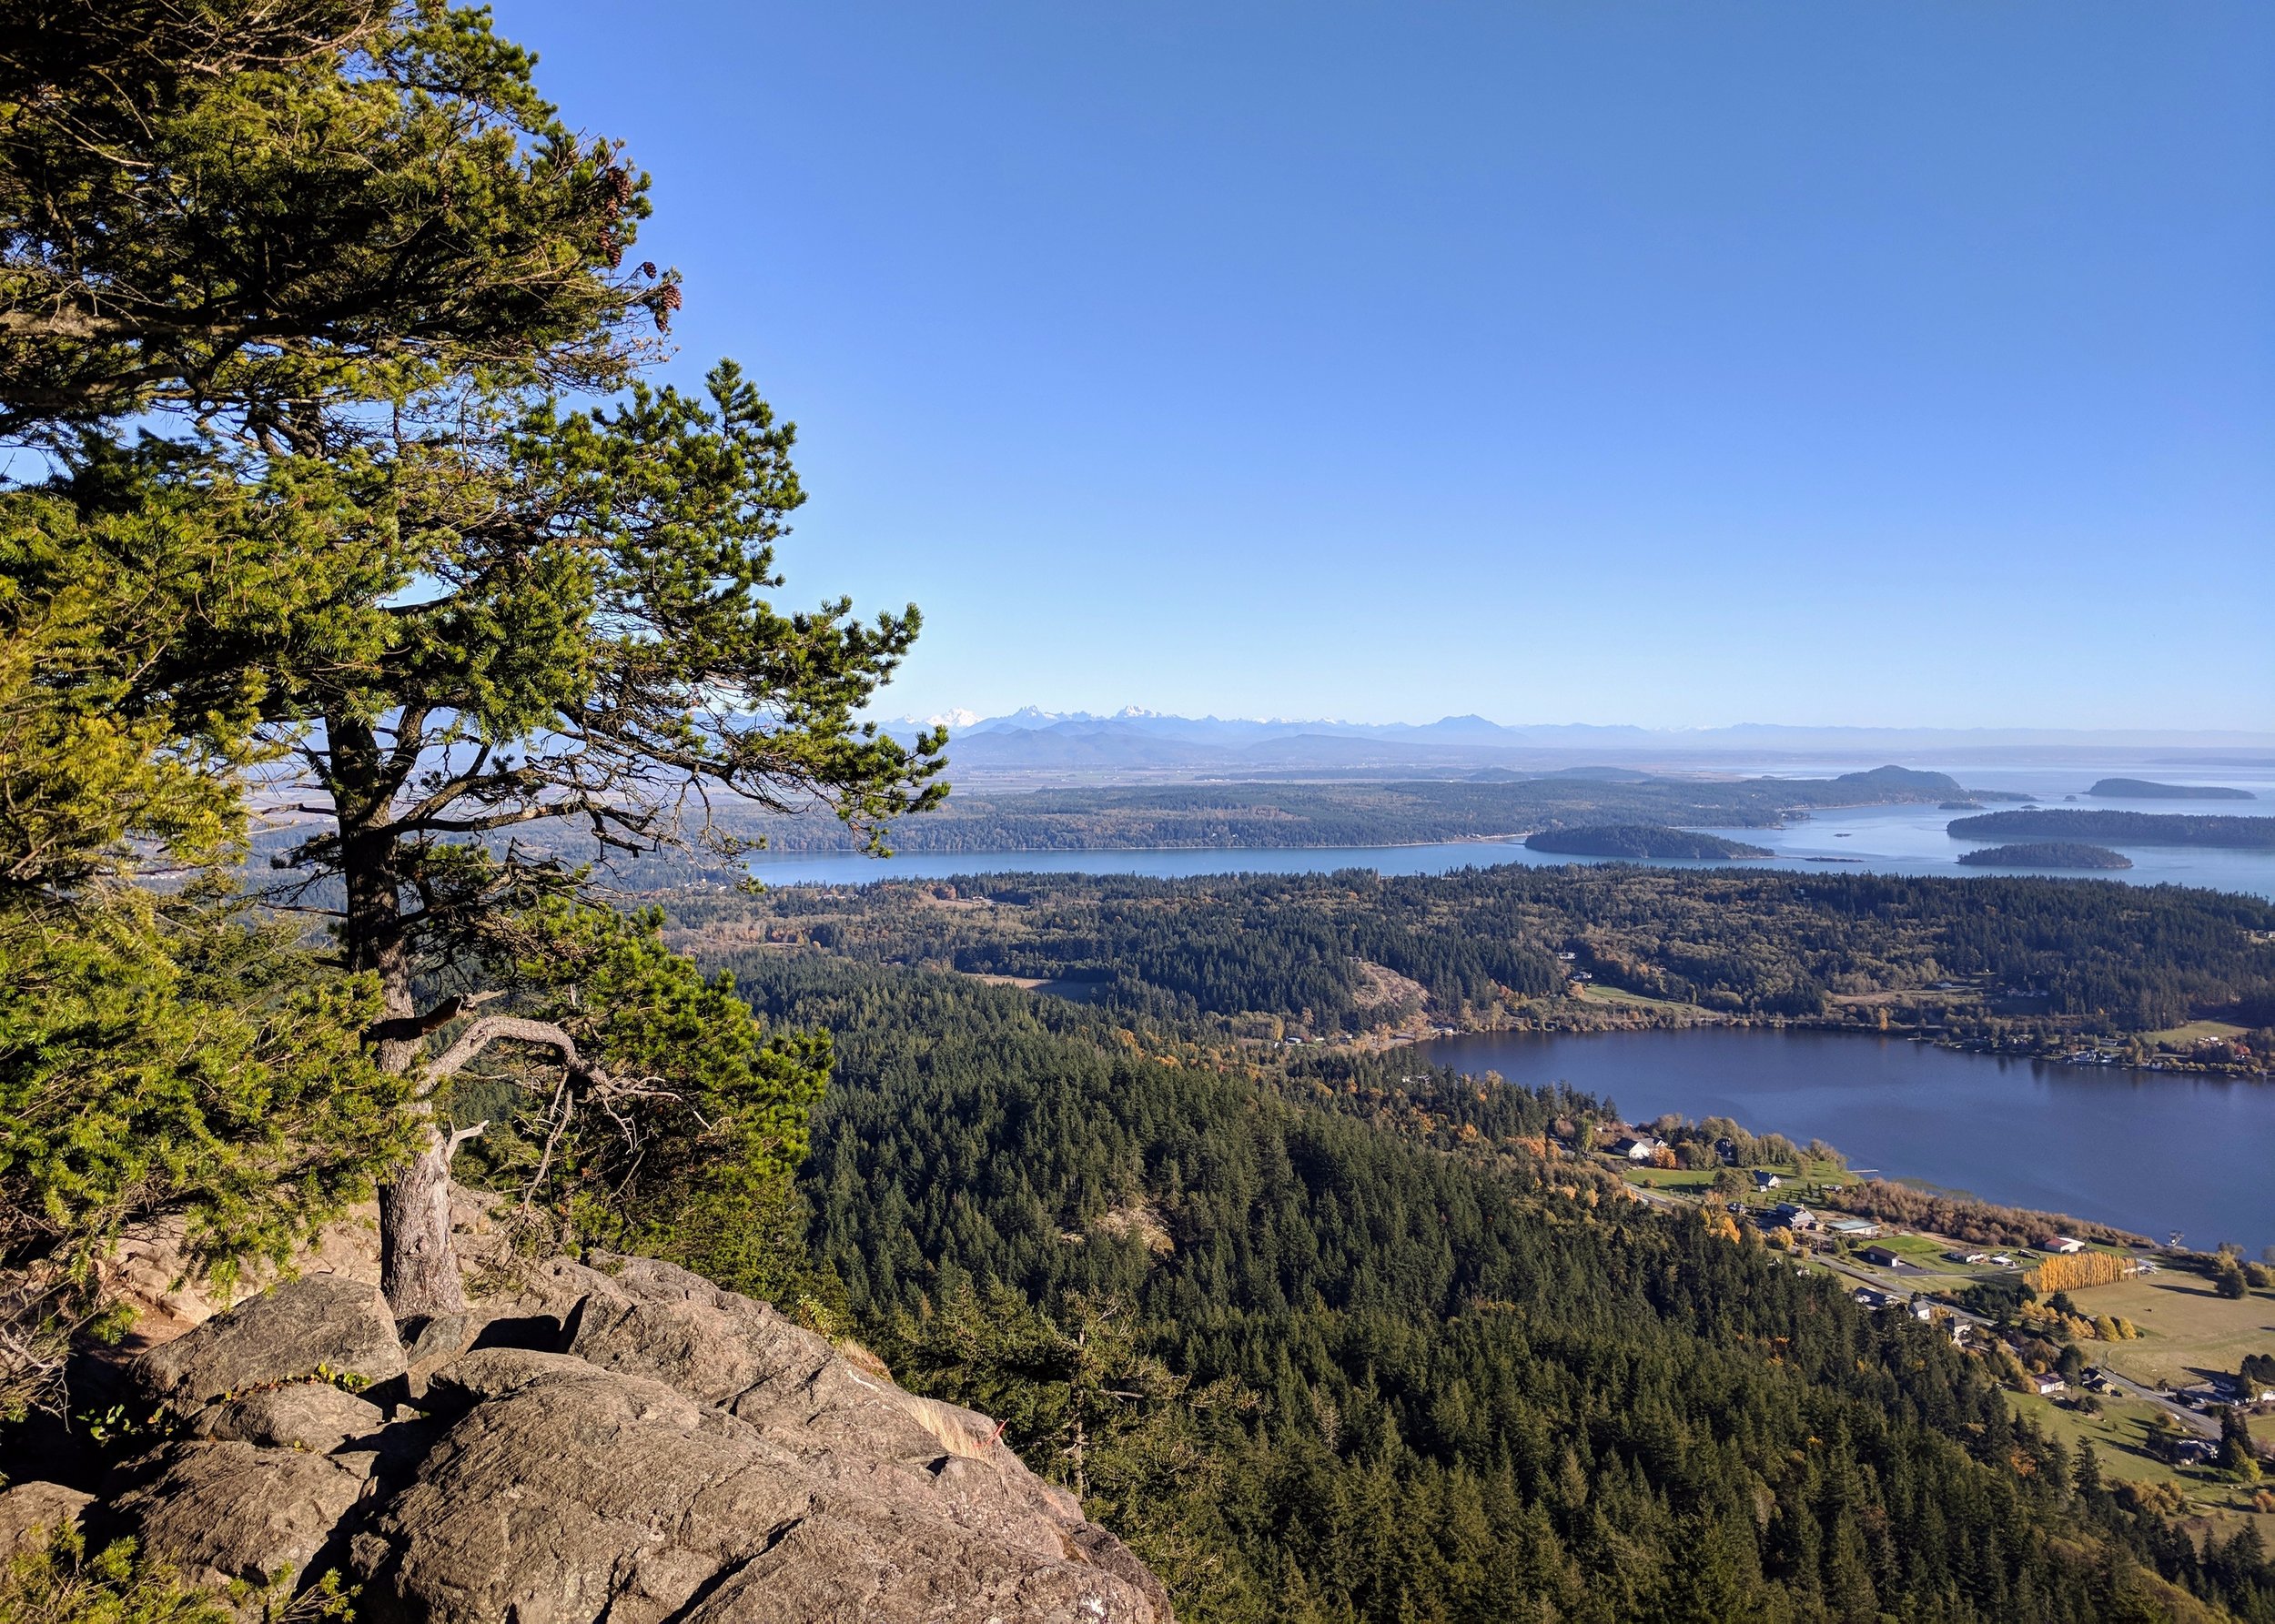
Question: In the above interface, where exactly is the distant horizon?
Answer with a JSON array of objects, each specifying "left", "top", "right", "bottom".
[{"left": 890, "top": 705, "right": 2275, "bottom": 748}]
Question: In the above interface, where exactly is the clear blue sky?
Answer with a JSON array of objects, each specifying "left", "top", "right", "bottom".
[{"left": 495, "top": 1, "right": 2273, "bottom": 731}]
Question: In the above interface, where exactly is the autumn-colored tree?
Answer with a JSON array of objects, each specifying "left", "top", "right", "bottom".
[{"left": 2022, "top": 1252, "right": 2129, "bottom": 1295}]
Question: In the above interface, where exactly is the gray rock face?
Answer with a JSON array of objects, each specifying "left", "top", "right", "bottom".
[
  {"left": 0, "top": 1480, "right": 93, "bottom": 1558},
  {"left": 192, "top": 1381, "right": 388, "bottom": 1454},
  {"left": 127, "top": 1274, "right": 404, "bottom": 1408},
  {"left": 101, "top": 1261, "right": 1170, "bottom": 1624},
  {"left": 109, "top": 1440, "right": 370, "bottom": 1590}
]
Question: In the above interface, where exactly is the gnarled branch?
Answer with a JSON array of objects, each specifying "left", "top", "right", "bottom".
[{"left": 421, "top": 1014, "right": 609, "bottom": 1097}]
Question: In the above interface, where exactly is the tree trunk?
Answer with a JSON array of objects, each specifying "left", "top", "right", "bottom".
[
  {"left": 379, "top": 1134, "right": 466, "bottom": 1321},
  {"left": 329, "top": 713, "right": 467, "bottom": 1321}
]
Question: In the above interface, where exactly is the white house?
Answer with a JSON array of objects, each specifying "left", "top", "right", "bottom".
[
  {"left": 2030, "top": 1374, "right": 2067, "bottom": 1397},
  {"left": 2048, "top": 1236, "right": 2086, "bottom": 1255},
  {"left": 1610, "top": 1135, "right": 1663, "bottom": 1162}
]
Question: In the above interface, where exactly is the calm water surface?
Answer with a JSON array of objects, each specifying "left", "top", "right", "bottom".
[
  {"left": 1406, "top": 1026, "right": 2275, "bottom": 1249},
  {"left": 745, "top": 828, "right": 2275, "bottom": 900}
]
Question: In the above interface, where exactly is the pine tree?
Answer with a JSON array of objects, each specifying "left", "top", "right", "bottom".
[{"left": 1, "top": 1, "right": 944, "bottom": 1317}]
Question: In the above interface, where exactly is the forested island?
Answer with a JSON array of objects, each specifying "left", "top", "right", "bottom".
[
  {"left": 1949, "top": 810, "right": 2275, "bottom": 850},
  {"left": 1957, "top": 842, "right": 2134, "bottom": 871},
  {"left": 1522, "top": 824, "right": 1772, "bottom": 859},
  {"left": 2089, "top": 778, "right": 2256, "bottom": 801},
  {"left": 718, "top": 766, "right": 1985, "bottom": 853}
]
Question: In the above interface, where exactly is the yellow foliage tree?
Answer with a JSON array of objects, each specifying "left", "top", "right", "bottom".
[{"left": 2024, "top": 1252, "right": 2128, "bottom": 1295}]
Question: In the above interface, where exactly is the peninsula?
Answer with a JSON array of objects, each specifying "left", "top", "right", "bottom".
[{"left": 1947, "top": 810, "right": 2275, "bottom": 850}]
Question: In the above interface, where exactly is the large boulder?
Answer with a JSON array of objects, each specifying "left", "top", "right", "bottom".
[
  {"left": 349, "top": 1348, "right": 1158, "bottom": 1624},
  {"left": 192, "top": 1381, "right": 389, "bottom": 1454},
  {"left": 107, "top": 1441, "right": 370, "bottom": 1591},
  {"left": 0, "top": 1481, "right": 92, "bottom": 1558},
  {"left": 126, "top": 1274, "right": 403, "bottom": 1409}
]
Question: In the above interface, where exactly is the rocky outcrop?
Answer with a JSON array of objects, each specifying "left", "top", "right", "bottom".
[{"left": 39, "top": 1261, "right": 1169, "bottom": 1623}]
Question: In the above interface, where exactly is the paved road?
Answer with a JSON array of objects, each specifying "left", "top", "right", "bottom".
[{"left": 2094, "top": 1367, "right": 2222, "bottom": 1438}]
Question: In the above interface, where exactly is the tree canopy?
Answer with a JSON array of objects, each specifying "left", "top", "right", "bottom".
[{"left": 0, "top": 0, "right": 941, "bottom": 1342}]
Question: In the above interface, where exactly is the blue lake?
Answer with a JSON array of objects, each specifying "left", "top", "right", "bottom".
[{"left": 1405, "top": 1025, "right": 2275, "bottom": 1250}]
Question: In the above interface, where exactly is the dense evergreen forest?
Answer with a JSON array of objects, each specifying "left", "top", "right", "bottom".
[
  {"left": 718, "top": 769, "right": 1978, "bottom": 852},
  {"left": 663, "top": 866, "right": 2275, "bottom": 1052},
  {"left": 1950, "top": 812, "right": 2275, "bottom": 850},
  {"left": 683, "top": 953, "right": 2275, "bottom": 1622}
]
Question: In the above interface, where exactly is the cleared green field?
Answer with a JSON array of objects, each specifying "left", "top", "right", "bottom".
[
  {"left": 1618, "top": 1165, "right": 1716, "bottom": 1195},
  {"left": 2142, "top": 1019, "right": 2249, "bottom": 1047},
  {"left": 2078, "top": 1275, "right": 2275, "bottom": 1389},
  {"left": 2010, "top": 1392, "right": 2275, "bottom": 1545},
  {"left": 1574, "top": 983, "right": 1715, "bottom": 1018}
]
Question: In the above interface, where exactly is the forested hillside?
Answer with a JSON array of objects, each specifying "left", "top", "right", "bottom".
[
  {"left": 664, "top": 866, "right": 2275, "bottom": 1050},
  {"left": 693, "top": 953, "right": 2275, "bottom": 1622}
]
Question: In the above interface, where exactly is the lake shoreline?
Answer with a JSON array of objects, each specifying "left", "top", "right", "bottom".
[{"left": 1392, "top": 1024, "right": 2275, "bottom": 1247}]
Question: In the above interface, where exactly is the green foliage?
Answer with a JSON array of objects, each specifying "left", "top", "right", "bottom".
[
  {"left": 0, "top": 479, "right": 287, "bottom": 898},
  {"left": 1956, "top": 842, "right": 2134, "bottom": 871},
  {"left": 0, "top": 896, "right": 411, "bottom": 1414},
  {"left": 0, "top": 0, "right": 672, "bottom": 442},
  {"left": 1524, "top": 824, "right": 1772, "bottom": 860},
  {"left": 1949, "top": 810, "right": 2275, "bottom": 852},
  {"left": 447, "top": 902, "right": 829, "bottom": 1301},
  {"left": 0, "top": 1523, "right": 228, "bottom": 1624},
  {"left": 0, "top": 1521, "right": 357, "bottom": 1622},
  {"left": 677, "top": 863, "right": 2275, "bottom": 1039},
  {"left": 5, "top": 0, "right": 937, "bottom": 1323}
]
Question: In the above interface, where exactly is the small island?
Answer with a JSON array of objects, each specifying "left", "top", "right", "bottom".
[
  {"left": 1956, "top": 842, "right": 2133, "bottom": 871},
  {"left": 1938, "top": 800, "right": 1983, "bottom": 811},
  {"left": 1525, "top": 824, "right": 1773, "bottom": 860},
  {"left": 2087, "top": 777, "right": 2254, "bottom": 801}
]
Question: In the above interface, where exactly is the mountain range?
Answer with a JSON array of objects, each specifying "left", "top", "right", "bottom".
[{"left": 885, "top": 708, "right": 2275, "bottom": 779}]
